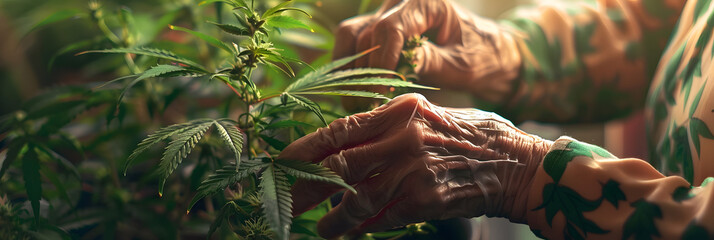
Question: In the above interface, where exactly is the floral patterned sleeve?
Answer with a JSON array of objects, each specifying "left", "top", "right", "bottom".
[
  {"left": 526, "top": 136, "right": 714, "bottom": 239},
  {"left": 491, "top": 0, "right": 686, "bottom": 123}
]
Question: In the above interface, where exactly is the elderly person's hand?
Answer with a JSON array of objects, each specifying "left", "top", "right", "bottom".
[
  {"left": 279, "top": 94, "right": 552, "bottom": 238},
  {"left": 334, "top": 0, "right": 521, "bottom": 102}
]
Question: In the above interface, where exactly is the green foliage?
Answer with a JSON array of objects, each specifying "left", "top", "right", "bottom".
[
  {"left": 80, "top": 47, "right": 207, "bottom": 71},
  {"left": 275, "top": 158, "right": 355, "bottom": 193},
  {"left": 260, "top": 164, "right": 292, "bottom": 240},
  {"left": 1, "top": 0, "right": 436, "bottom": 238}
]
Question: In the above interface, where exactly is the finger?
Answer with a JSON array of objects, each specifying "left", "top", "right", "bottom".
[
  {"left": 368, "top": 0, "right": 451, "bottom": 71},
  {"left": 354, "top": 25, "right": 375, "bottom": 68},
  {"left": 366, "top": 18, "right": 405, "bottom": 71},
  {"left": 291, "top": 181, "right": 339, "bottom": 216},
  {"left": 316, "top": 173, "right": 403, "bottom": 239},
  {"left": 349, "top": 200, "right": 420, "bottom": 234},
  {"left": 291, "top": 127, "right": 419, "bottom": 215},
  {"left": 334, "top": 15, "right": 375, "bottom": 70},
  {"left": 280, "top": 93, "right": 436, "bottom": 164},
  {"left": 352, "top": 175, "right": 492, "bottom": 234}
]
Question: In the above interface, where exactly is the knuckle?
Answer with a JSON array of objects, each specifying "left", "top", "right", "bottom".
[
  {"left": 336, "top": 22, "right": 359, "bottom": 38},
  {"left": 336, "top": 16, "right": 373, "bottom": 38},
  {"left": 385, "top": 93, "right": 426, "bottom": 115},
  {"left": 323, "top": 152, "right": 351, "bottom": 182}
]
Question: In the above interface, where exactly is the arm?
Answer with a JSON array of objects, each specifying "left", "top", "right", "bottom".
[
  {"left": 498, "top": 0, "right": 687, "bottom": 123},
  {"left": 281, "top": 94, "right": 714, "bottom": 239},
  {"left": 334, "top": 0, "right": 686, "bottom": 123},
  {"left": 527, "top": 136, "right": 714, "bottom": 239}
]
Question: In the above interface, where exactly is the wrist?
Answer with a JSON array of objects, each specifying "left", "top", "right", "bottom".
[{"left": 494, "top": 134, "right": 552, "bottom": 223}]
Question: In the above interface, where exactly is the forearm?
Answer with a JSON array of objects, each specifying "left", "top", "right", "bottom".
[
  {"left": 489, "top": 0, "right": 686, "bottom": 123},
  {"left": 525, "top": 136, "right": 714, "bottom": 239}
]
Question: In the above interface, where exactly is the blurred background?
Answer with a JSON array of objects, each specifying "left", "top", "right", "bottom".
[{"left": 0, "top": 0, "right": 648, "bottom": 239}]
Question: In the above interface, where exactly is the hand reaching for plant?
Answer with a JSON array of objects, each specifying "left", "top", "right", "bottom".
[
  {"left": 279, "top": 93, "right": 552, "bottom": 238},
  {"left": 334, "top": 0, "right": 522, "bottom": 102}
]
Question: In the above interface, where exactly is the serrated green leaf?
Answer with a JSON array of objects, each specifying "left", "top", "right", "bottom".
[
  {"left": 302, "top": 77, "right": 437, "bottom": 91},
  {"left": 263, "top": 120, "right": 312, "bottom": 130},
  {"left": 79, "top": 47, "right": 206, "bottom": 72},
  {"left": 158, "top": 120, "right": 214, "bottom": 196},
  {"left": 210, "top": 21, "right": 250, "bottom": 37},
  {"left": 275, "top": 159, "right": 355, "bottom": 193},
  {"left": 286, "top": 47, "right": 378, "bottom": 93},
  {"left": 260, "top": 164, "right": 293, "bottom": 240},
  {"left": 22, "top": 145, "right": 41, "bottom": 223},
  {"left": 317, "top": 67, "right": 403, "bottom": 83},
  {"left": 124, "top": 119, "right": 215, "bottom": 174},
  {"left": 188, "top": 161, "right": 266, "bottom": 212},
  {"left": 291, "top": 90, "right": 388, "bottom": 99},
  {"left": 266, "top": 15, "right": 312, "bottom": 31},
  {"left": 169, "top": 25, "right": 234, "bottom": 54},
  {"left": 282, "top": 93, "right": 326, "bottom": 125},
  {"left": 25, "top": 9, "right": 85, "bottom": 37},
  {"left": 212, "top": 120, "right": 243, "bottom": 170},
  {"left": 287, "top": 67, "right": 404, "bottom": 92}
]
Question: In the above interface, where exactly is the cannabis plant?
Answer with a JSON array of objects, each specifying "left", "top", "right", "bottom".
[{"left": 1, "top": 0, "right": 436, "bottom": 238}]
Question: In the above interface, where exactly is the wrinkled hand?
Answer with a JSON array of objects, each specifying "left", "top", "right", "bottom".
[
  {"left": 279, "top": 94, "right": 552, "bottom": 238},
  {"left": 335, "top": 0, "right": 522, "bottom": 102}
]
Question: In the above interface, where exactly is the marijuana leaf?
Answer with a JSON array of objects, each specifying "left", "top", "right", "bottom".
[
  {"left": 158, "top": 120, "right": 214, "bottom": 196},
  {"left": 287, "top": 90, "right": 388, "bottom": 99},
  {"left": 209, "top": 22, "right": 250, "bottom": 36},
  {"left": 275, "top": 159, "right": 356, "bottom": 193},
  {"left": 80, "top": 47, "right": 207, "bottom": 72},
  {"left": 124, "top": 119, "right": 216, "bottom": 175},
  {"left": 260, "top": 164, "right": 293, "bottom": 240},
  {"left": 284, "top": 47, "right": 380, "bottom": 92},
  {"left": 281, "top": 93, "right": 326, "bottom": 125},
  {"left": 265, "top": 15, "right": 312, "bottom": 32},
  {"left": 212, "top": 119, "right": 244, "bottom": 170},
  {"left": 188, "top": 161, "right": 265, "bottom": 212}
]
